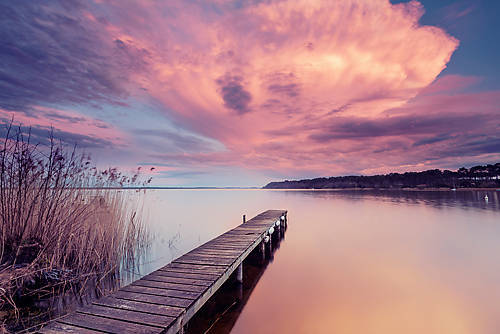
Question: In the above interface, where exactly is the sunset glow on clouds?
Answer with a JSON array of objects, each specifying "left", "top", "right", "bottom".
[{"left": 1, "top": 0, "right": 499, "bottom": 185}]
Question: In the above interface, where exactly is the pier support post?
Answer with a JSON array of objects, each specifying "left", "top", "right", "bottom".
[
  {"left": 236, "top": 263, "right": 243, "bottom": 283},
  {"left": 178, "top": 315, "right": 185, "bottom": 334},
  {"left": 281, "top": 214, "right": 287, "bottom": 228},
  {"left": 260, "top": 241, "right": 266, "bottom": 262}
]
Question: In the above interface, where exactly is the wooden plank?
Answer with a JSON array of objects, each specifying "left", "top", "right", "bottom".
[
  {"left": 121, "top": 285, "right": 200, "bottom": 300},
  {"left": 210, "top": 235, "right": 256, "bottom": 240},
  {"left": 239, "top": 226, "right": 275, "bottom": 230},
  {"left": 133, "top": 279, "right": 208, "bottom": 293},
  {"left": 165, "top": 262, "right": 228, "bottom": 273},
  {"left": 157, "top": 267, "right": 224, "bottom": 277},
  {"left": 188, "top": 245, "right": 244, "bottom": 252},
  {"left": 113, "top": 290, "right": 192, "bottom": 308},
  {"left": 92, "top": 296, "right": 183, "bottom": 317},
  {"left": 226, "top": 231, "right": 267, "bottom": 236},
  {"left": 185, "top": 249, "right": 238, "bottom": 257},
  {"left": 209, "top": 237, "right": 256, "bottom": 242},
  {"left": 180, "top": 251, "right": 239, "bottom": 258},
  {"left": 172, "top": 258, "right": 232, "bottom": 266},
  {"left": 200, "top": 238, "right": 252, "bottom": 244},
  {"left": 179, "top": 254, "right": 238, "bottom": 261},
  {"left": 174, "top": 258, "right": 234, "bottom": 266},
  {"left": 206, "top": 236, "right": 255, "bottom": 241},
  {"left": 194, "top": 248, "right": 247, "bottom": 254},
  {"left": 141, "top": 273, "right": 213, "bottom": 287},
  {"left": 182, "top": 252, "right": 237, "bottom": 260},
  {"left": 233, "top": 225, "right": 271, "bottom": 229},
  {"left": 214, "top": 236, "right": 258, "bottom": 241},
  {"left": 226, "top": 230, "right": 264, "bottom": 234},
  {"left": 58, "top": 313, "right": 161, "bottom": 334},
  {"left": 37, "top": 322, "right": 103, "bottom": 333},
  {"left": 201, "top": 243, "right": 251, "bottom": 249},
  {"left": 76, "top": 304, "right": 174, "bottom": 328},
  {"left": 187, "top": 250, "right": 242, "bottom": 257},
  {"left": 230, "top": 227, "right": 267, "bottom": 231},
  {"left": 153, "top": 270, "right": 220, "bottom": 281},
  {"left": 187, "top": 252, "right": 241, "bottom": 258},
  {"left": 158, "top": 269, "right": 226, "bottom": 278},
  {"left": 227, "top": 228, "right": 269, "bottom": 233},
  {"left": 229, "top": 231, "right": 265, "bottom": 237},
  {"left": 190, "top": 247, "right": 244, "bottom": 253},
  {"left": 229, "top": 231, "right": 266, "bottom": 235},
  {"left": 203, "top": 242, "right": 252, "bottom": 248},
  {"left": 195, "top": 245, "right": 247, "bottom": 252}
]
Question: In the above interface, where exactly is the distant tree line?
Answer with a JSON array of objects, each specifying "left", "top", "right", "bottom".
[{"left": 263, "top": 163, "right": 500, "bottom": 189}]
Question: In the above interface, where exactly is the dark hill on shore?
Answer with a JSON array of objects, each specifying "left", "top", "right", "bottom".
[{"left": 263, "top": 163, "right": 500, "bottom": 189}]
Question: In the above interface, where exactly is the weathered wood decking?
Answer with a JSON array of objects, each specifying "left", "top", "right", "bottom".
[{"left": 38, "top": 209, "right": 287, "bottom": 334}]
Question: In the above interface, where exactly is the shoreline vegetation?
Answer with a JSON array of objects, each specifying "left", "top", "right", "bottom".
[
  {"left": 263, "top": 164, "right": 500, "bottom": 190},
  {"left": 265, "top": 187, "right": 500, "bottom": 191},
  {"left": 0, "top": 122, "right": 150, "bottom": 332}
]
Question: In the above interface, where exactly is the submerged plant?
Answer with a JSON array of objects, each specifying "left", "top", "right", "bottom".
[{"left": 0, "top": 120, "right": 151, "bottom": 330}]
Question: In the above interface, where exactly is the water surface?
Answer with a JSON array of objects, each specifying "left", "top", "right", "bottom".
[{"left": 135, "top": 189, "right": 500, "bottom": 334}]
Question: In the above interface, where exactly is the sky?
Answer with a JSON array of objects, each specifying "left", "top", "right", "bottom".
[{"left": 0, "top": 0, "right": 499, "bottom": 186}]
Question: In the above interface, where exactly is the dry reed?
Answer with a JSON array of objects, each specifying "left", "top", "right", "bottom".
[{"left": 0, "top": 121, "right": 151, "bottom": 330}]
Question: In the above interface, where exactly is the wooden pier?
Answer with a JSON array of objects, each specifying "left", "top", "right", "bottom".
[{"left": 38, "top": 210, "right": 287, "bottom": 334}]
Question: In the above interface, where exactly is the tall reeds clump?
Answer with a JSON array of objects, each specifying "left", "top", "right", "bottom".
[{"left": 0, "top": 122, "right": 150, "bottom": 328}]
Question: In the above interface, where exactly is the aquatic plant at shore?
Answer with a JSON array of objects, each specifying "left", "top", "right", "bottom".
[{"left": 0, "top": 121, "right": 151, "bottom": 330}]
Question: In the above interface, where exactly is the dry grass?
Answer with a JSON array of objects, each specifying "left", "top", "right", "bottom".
[{"left": 0, "top": 121, "right": 150, "bottom": 330}]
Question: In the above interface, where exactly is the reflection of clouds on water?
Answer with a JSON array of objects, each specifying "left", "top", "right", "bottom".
[
  {"left": 125, "top": 189, "right": 500, "bottom": 287},
  {"left": 113, "top": 189, "right": 500, "bottom": 333},
  {"left": 128, "top": 189, "right": 500, "bottom": 285}
]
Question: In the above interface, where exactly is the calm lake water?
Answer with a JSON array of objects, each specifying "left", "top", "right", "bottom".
[{"left": 132, "top": 189, "right": 500, "bottom": 334}]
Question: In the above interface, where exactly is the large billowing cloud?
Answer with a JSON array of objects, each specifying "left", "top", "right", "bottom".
[
  {"left": 2, "top": 0, "right": 497, "bottom": 184},
  {"left": 124, "top": 0, "right": 461, "bottom": 174}
]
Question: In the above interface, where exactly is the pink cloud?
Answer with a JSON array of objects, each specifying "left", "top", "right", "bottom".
[{"left": 97, "top": 0, "right": 461, "bottom": 173}]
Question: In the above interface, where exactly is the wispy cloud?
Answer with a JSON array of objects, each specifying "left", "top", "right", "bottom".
[
  {"left": 0, "top": 1, "right": 150, "bottom": 112},
  {"left": 0, "top": 106, "right": 126, "bottom": 148}
]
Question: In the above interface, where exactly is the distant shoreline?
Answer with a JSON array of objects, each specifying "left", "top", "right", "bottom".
[
  {"left": 263, "top": 163, "right": 500, "bottom": 190},
  {"left": 76, "top": 187, "right": 251, "bottom": 190},
  {"left": 262, "top": 187, "right": 500, "bottom": 191},
  {"left": 74, "top": 187, "right": 500, "bottom": 191}
]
